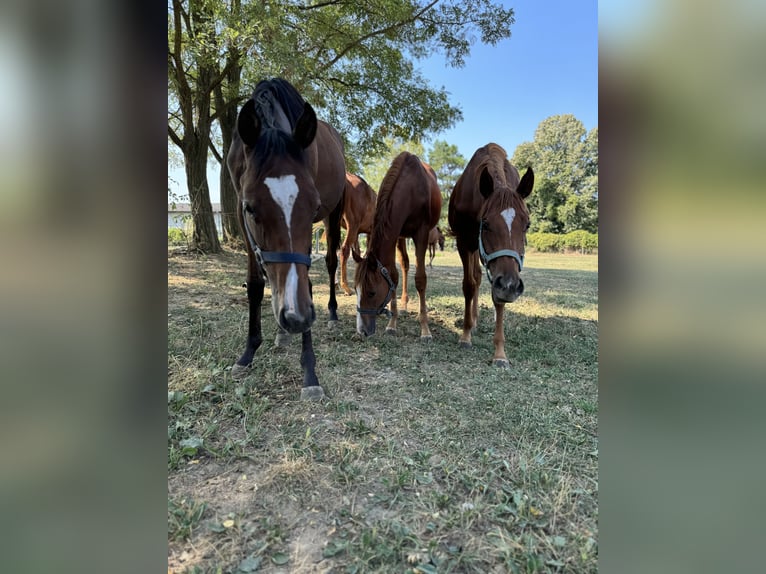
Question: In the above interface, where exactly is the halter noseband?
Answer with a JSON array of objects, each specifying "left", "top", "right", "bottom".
[
  {"left": 356, "top": 260, "right": 395, "bottom": 318},
  {"left": 242, "top": 205, "right": 312, "bottom": 268},
  {"left": 478, "top": 219, "right": 524, "bottom": 282}
]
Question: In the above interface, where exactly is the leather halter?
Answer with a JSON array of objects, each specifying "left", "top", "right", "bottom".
[
  {"left": 356, "top": 260, "right": 395, "bottom": 317},
  {"left": 478, "top": 219, "right": 524, "bottom": 282},
  {"left": 242, "top": 205, "right": 312, "bottom": 268}
]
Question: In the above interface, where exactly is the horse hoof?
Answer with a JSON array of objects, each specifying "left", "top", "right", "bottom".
[
  {"left": 493, "top": 359, "right": 510, "bottom": 369},
  {"left": 231, "top": 363, "right": 251, "bottom": 380},
  {"left": 274, "top": 332, "right": 292, "bottom": 347},
  {"left": 300, "top": 386, "right": 325, "bottom": 401},
  {"left": 459, "top": 341, "right": 472, "bottom": 349},
  {"left": 420, "top": 335, "right": 433, "bottom": 343},
  {"left": 385, "top": 328, "right": 397, "bottom": 336}
]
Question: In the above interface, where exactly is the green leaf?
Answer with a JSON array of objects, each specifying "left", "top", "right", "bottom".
[
  {"left": 237, "top": 554, "right": 261, "bottom": 572},
  {"left": 322, "top": 541, "right": 347, "bottom": 557},
  {"left": 271, "top": 552, "right": 289, "bottom": 565}
]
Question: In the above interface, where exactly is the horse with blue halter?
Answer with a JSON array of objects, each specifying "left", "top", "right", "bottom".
[
  {"left": 448, "top": 143, "right": 534, "bottom": 367},
  {"left": 353, "top": 152, "right": 442, "bottom": 339},
  {"left": 226, "top": 78, "right": 346, "bottom": 399}
]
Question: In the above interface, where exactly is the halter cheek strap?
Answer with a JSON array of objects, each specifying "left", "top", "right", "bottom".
[
  {"left": 242, "top": 207, "right": 312, "bottom": 268},
  {"left": 478, "top": 220, "right": 524, "bottom": 281},
  {"left": 356, "top": 261, "right": 395, "bottom": 317}
]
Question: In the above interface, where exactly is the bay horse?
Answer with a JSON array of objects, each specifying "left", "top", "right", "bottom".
[
  {"left": 338, "top": 173, "right": 409, "bottom": 299},
  {"left": 448, "top": 143, "right": 534, "bottom": 367},
  {"left": 427, "top": 226, "right": 445, "bottom": 267},
  {"left": 226, "top": 78, "right": 346, "bottom": 399},
  {"left": 353, "top": 152, "right": 441, "bottom": 338}
]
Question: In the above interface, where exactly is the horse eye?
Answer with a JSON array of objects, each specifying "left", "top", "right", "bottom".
[
  {"left": 525, "top": 222, "right": 530, "bottom": 231},
  {"left": 368, "top": 290, "right": 376, "bottom": 297}
]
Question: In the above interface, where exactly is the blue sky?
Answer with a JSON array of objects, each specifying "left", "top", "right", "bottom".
[{"left": 169, "top": 0, "right": 597, "bottom": 204}]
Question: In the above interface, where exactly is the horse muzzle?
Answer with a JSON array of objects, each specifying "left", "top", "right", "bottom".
[
  {"left": 491, "top": 274, "right": 524, "bottom": 303},
  {"left": 278, "top": 304, "right": 316, "bottom": 334},
  {"left": 356, "top": 314, "right": 376, "bottom": 337}
]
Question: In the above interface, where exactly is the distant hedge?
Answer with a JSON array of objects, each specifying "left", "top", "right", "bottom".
[{"left": 527, "top": 231, "right": 598, "bottom": 253}]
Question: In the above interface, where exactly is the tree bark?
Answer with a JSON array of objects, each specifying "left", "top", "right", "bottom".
[{"left": 186, "top": 138, "right": 221, "bottom": 253}]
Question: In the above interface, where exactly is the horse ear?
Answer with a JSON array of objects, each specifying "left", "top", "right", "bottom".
[
  {"left": 293, "top": 102, "right": 317, "bottom": 149},
  {"left": 479, "top": 168, "right": 494, "bottom": 199},
  {"left": 517, "top": 167, "right": 534, "bottom": 198},
  {"left": 237, "top": 99, "right": 260, "bottom": 147},
  {"left": 351, "top": 247, "right": 363, "bottom": 264}
]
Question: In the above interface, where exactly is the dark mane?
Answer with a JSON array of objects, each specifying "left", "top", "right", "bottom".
[
  {"left": 252, "top": 78, "right": 306, "bottom": 131},
  {"left": 251, "top": 128, "right": 305, "bottom": 168}
]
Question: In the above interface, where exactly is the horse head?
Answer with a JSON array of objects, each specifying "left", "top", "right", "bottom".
[
  {"left": 352, "top": 252, "right": 397, "bottom": 337},
  {"left": 478, "top": 167, "right": 534, "bottom": 304},
  {"left": 236, "top": 97, "right": 320, "bottom": 334}
]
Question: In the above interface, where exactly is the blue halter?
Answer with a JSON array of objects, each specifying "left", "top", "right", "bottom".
[
  {"left": 242, "top": 205, "right": 312, "bottom": 268},
  {"left": 478, "top": 219, "right": 524, "bottom": 282}
]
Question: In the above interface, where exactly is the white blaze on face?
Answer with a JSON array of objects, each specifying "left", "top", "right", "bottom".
[
  {"left": 264, "top": 174, "right": 299, "bottom": 245},
  {"left": 284, "top": 263, "right": 299, "bottom": 314},
  {"left": 356, "top": 286, "right": 364, "bottom": 333},
  {"left": 500, "top": 207, "right": 516, "bottom": 235}
]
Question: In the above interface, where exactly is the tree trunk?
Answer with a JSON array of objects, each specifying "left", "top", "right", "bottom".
[
  {"left": 186, "top": 139, "right": 221, "bottom": 253},
  {"left": 217, "top": 90, "right": 242, "bottom": 248}
]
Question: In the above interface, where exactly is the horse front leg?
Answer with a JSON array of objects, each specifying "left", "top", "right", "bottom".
[
  {"left": 491, "top": 302, "right": 509, "bottom": 368},
  {"left": 324, "top": 203, "right": 343, "bottom": 325},
  {"left": 299, "top": 329, "right": 324, "bottom": 400},
  {"left": 457, "top": 245, "right": 477, "bottom": 348},
  {"left": 339, "top": 225, "right": 358, "bottom": 296},
  {"left": 396, "top": 237, "right": 410, "bottom": 313},
  {"left": 232, "top": 253, "right": 266, "bottom": 379},
  {"left": 414, "top": 238, "right": 432, "bottom": 340}
]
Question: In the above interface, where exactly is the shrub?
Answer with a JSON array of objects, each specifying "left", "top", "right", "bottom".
[
  {"left": 168, "top": 227, "right": 187, "bottom": 246},
  {"left": 527, "top": 231, "right": 598, "bottom": 253},
  {"left": 527, "top": 232, "right": 563, "bottom": 252},
  {"left": 562, "top": 230, "right": 598, "bottom": 253}
]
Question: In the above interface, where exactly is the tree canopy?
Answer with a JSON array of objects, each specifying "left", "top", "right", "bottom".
[
  {"left": 168, "top": 0, "right": 517, "bottom": 251},
  {"left": 512, "top": 115, "right": 598, "bottom": 233}
]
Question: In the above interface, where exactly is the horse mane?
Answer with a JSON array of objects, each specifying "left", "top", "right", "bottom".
[
  {"left": 251, "top": 78, "right": 306, "bottom": 131},
  {"left": 251, "top": 128, "right": 305, "bottom": 168},
  {"left": 370, "top": 152, "right": 414, "bottom": 251},
  {"left": 476, "top": 143, "right": 524, "bottom": 217}
]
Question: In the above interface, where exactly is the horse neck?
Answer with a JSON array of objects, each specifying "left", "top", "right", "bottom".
[{"left": 367, "top": 219, "right": 402, "bottom": 269}]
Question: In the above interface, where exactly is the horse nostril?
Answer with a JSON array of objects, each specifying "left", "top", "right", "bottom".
[{"left": 517, "top": 278, "right": 524, "bottom": 295}]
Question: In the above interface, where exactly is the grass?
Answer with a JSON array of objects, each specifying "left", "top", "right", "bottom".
[{"left": 168, "top": 246, "right": 598, "bottom": 573}]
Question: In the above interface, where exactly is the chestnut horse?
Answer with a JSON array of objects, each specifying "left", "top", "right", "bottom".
[
  {"left": 427, "top": 226, "right": 445, "bottom": 267},
  {"left": 226, "top": 78, "right": 346, "bottom": 399},
  {"left": 339, "top": 173, "right": 409, "bottom": 299},
  {"left": 448, "top": 143, "right": 534, "bottom": 367},
  {"left": 353, "top": 152, "right": 441, "bottom": 338}
]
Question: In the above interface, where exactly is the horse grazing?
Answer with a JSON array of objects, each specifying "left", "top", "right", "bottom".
[
  {"left": 353, "top": 152, "right": 441, "bottom": 338},
  {"left": 427, "top": 226, "right": 445, "bottom": 267},
  {"left": 338, "top": 173, "right": 410, "bottom": 299},
  {"left": 226, "top": 78, "right": 346, "bottom": 399},
  {"left": 448, "top": 143, "right": 534, "bottom": 367},
  {"left": 338, "top": 173, "right": 376, "bottom": 296}
]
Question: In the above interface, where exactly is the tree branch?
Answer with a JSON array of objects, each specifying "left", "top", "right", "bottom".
[
  {"left": 319, "top": 0, "right": 440, "bottom": 71},
  {"left": 208, "top": 140, "right": 223, "bottom": 163},
  {"left": 298, "top": 0, "right": 345, "bottom": 10},
  {"left": 168, "top": 125, "right": 183, "bottom": 149}
]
